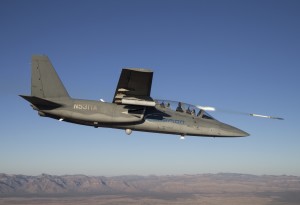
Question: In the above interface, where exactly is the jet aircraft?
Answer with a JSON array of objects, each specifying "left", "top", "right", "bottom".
[{"left": 20, "top": 56, "right": 282, "bottom": 138}]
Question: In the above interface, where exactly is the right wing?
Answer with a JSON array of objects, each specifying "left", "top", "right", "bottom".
[{"left": 112, "top": 68, "right": 155, "bottom": 107}]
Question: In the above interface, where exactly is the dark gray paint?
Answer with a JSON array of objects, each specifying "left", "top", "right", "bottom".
[{"left": 21, "top": 55, "right": 249, "bottom": 138}]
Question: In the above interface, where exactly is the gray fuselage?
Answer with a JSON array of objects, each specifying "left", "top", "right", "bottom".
[{"left": 38, "top": 98, "right": 249, "bottom": 137}]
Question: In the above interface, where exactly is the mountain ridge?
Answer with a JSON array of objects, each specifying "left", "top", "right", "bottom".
[{"left": 1, "top": 173, "right": 300, "bottom": 196}]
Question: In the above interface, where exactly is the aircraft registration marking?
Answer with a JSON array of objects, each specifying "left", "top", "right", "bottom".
[{"left": 73, "top": 104, "right": 98, "bottom": 111}]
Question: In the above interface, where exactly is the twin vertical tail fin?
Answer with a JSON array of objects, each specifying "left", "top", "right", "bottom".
[{"left": 31, "top": 55, "right": 70, "bottom": 99}]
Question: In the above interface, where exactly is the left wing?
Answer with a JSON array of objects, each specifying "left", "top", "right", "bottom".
[{"left": 113, "top": 68, "right": 155, "bottom": 106}]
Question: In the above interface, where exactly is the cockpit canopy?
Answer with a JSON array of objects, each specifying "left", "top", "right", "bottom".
[{"left": 155, "top": 99, "right": 215, "bottom": 120}]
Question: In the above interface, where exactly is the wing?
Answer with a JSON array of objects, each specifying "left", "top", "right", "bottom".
[{"left": 113, "top": 68, "right": 155, "bottom": 106}]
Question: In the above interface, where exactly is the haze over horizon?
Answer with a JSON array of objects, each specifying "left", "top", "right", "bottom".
[{"left": 1, "top": 0, "right": 300, "bottom": 177}]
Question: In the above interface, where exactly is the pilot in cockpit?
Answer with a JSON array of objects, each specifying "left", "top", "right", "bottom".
[
  {"left": 176, "top": 102, "right": 184, "bottom": 112},
  {"left": 186, "top": 106, "right": 191, "bottom": 114},
  {"left": 191, "top": 108, "right": 196, "bottom": 116}
]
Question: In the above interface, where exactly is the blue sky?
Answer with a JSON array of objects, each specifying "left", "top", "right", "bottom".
[{"left": 1, "top": 0, "right": 300, "bottom": 176}]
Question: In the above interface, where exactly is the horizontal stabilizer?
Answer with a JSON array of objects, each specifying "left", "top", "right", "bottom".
[{"left": 19, "top": 95, "right": 62, "bottom": 109}]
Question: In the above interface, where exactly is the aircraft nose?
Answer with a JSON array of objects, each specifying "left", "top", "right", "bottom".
[
  {"left": 232, "top": 127, "right": 249, "bottom": 137},
  {"left": 219, "top": 123, "right": 249, "bottom": 137}
]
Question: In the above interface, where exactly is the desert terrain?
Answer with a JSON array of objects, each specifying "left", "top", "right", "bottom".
[{"left": 1, "top": 173, "right": 299, "bottom": 205}]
